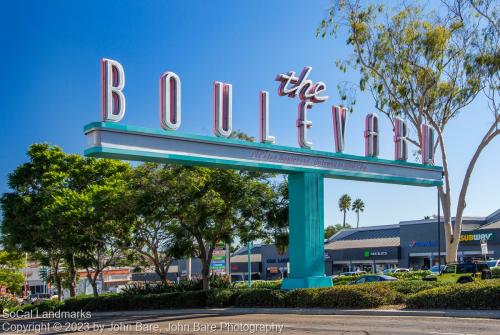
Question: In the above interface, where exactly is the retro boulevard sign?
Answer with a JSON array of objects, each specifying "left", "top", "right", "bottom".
[{"left": 99, "top": 58, "right": 436, "bottom": 165}]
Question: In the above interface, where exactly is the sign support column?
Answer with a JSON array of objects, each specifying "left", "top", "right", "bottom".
[{"left": 282, "top": 173, "right": 332, "bottom": 289}]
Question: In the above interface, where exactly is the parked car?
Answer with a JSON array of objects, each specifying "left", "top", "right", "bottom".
[
  {"left": 486, "top": 260, "right": 500, "bottom": 268},
  {"left": 383, "top": 268, "right": 409, "bottom": 275},
  {"left": 351, "top": 275, "right": 397, "bottom": 284},
  {"left": 429, "top": 265, "right": 446, "bottom": 275},
  {"left": 436, "top": 262, "right": 491, "bottom": 284},
  {"left": 338, "top": 271, "right": 367, "bottom": 277}
]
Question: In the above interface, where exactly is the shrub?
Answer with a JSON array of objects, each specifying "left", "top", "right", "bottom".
[
  {"left": 390, "top": 270, "right": 431, "bottom": 281},
  {"left": 387, "top": 280, "right": 443, "bottom": 295},
  {"left": 122, "top": 275, "right": 230, "bottom": 295},
  {"left": 19, "top": 300, "right": 64, "bottom": 313},
  {"left": 406, "top": 279, "right": 500, "bottom": 310},
  {"left": 62, "top": 290, "right": 208, "bottom": 312},
  {"left": 285, "top": 288, "right": 319, "bottom": 307},
  {"left": 207, "top": 289, "right": 239, "bottom": 307},
  {"left": 313, "top": 284, "right": 399, "bottom": 308},
  {"left": 234, "top": 289, "right": 287, "bottom": 307},
  {"left": 0, "top": 296, "right": 19, "bottom": 311},
  {"left": 232, "top": 280, "right": 282, "bottom": 290},
  {"left": 492, "top": 267, "right": 500, "bottom": 279},
  {"left": 332, "top": 275, "right": 357, "bottom": 285}
]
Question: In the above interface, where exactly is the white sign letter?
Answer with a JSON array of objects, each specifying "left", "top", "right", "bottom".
[
  {"left": 332, "top": 105, "right": 348, "bottom": 153},
  {"left": 421, "top": 123, "right": 435, "bottom": 164},
  {"left": 159, "top": 72, "right": 181, "bottom": 131},
  {"left": 364, "top": 113, "right": 379, "bottom": 157},
  {"left": 297, "top": 101, "right": 313, "bottom": 149},
  {"left": 101, "top": 58, "right": 126, "bottom": 122},
  {"left": 394, "top": 118, "right": 408, "bottom": 161},
  {"left": 213, "top": 81, "right": 232, "bottom": 138},
  {"left": 259, "top": 91, "right": 276, "bottom": 144}
]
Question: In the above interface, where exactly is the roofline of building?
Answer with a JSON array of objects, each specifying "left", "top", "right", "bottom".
[
  {"left": 399, "top": 216, "right": 486, "bottom": 226},
  {"left": 486, "top": 208, "right": 500, "bottom": 221},
  {"left": 326, "top": 224, "right": 400, "bottom": 243}
]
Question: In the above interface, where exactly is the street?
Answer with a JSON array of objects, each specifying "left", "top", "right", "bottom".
[{"left": 1, "top": 310, "right": 499, "bottom": 335}]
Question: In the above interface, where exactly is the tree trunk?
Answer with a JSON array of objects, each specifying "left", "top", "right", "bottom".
[
  {"left": 55, "top": 274, "right": 62, "bottom": 301},
  {"left": 343, "top": 211, "right": 346, "bottom": 228},
  {"left": 90, "top": 280, "right": 98, "bottom": 297},
  {"left": 66, "top": 255, "right": 78, "bottom": 297},
  {"left": 356, "top": 212, "right": 359, "bottom": 228},
  {"left": 86, "top": 270, "right": 100, "bottom": 297},
  {"left": 155, "top": 264, "right": 169, "bottom": 285},
  {"left": 51, "top": 260, "right": 63, "bottom": 301},
  {"left": 201, "top": 257, "right": 210, "bottom": 290}
]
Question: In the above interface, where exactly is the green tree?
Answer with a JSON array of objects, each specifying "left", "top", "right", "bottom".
[
  {"left": 128, "top": 163, "right": 194, "bottom": 284},
  {"left": 46, "top": 156, "right": 132, "bottom": 297},
  {"left": 318, "top": 0, "right": 498, "bottom": 262},
  {"left": 1, "top": 144, "right": 79, "bottom": 297},
  {"left": 351, "top": 198, "right": 365, "bottom": 228},
  {"left": 0, "top": 250, "right": 25, "bottom": 294},
  {"left": 338, "top": 194, "right": 352, "bottom": 228},
  {"left": 263, "top": 180, "right": 289, "bottom": 254},
  {"left": 171, "top": 166, "right": 273, "bottom": 290},
  {"left": 1, "top": 144, "right": 132, "bottom": 297}
]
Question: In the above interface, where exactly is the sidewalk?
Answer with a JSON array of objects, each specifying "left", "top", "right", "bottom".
[{"left": 92, "top": 307, "right": 500, "bottom": 320}]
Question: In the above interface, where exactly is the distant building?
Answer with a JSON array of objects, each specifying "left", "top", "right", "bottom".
[{"left": 324, "top": 208, "right": 500, "bottom": 273}]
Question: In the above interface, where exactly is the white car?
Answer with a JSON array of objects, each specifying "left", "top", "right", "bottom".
[
  {"left": 383, "top": 268, "right": 409, "bottom": 275},
  {"left": 486, "top": 260, "right": 500, "bottom": 268}
]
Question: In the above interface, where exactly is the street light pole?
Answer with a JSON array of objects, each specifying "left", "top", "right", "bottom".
[
  {"left": 247, "top": 241, "right": 252, "bottom": 288},
  {"left": 437, "top": 188, "right": 441, "bottom": 270}
]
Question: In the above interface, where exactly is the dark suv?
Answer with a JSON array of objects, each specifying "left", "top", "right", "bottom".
[{"left": 437, "top": 262, "right": 491, "bottom": 284}]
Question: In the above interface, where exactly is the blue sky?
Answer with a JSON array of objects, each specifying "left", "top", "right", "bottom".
[{"left": 1, "top": 0, "right": 498, "bottom": 228}]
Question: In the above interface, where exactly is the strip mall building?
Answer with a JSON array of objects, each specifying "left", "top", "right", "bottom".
[{"left": 226, "top": 208, "right": 500, "bottom": 278}]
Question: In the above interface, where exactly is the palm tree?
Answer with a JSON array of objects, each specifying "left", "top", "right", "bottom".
[
  {"left": 352, "top": 198, "right": 365, "bottom": 228},
  {"left": 338, "top": 194, "right": 352, "bottom": 228}
]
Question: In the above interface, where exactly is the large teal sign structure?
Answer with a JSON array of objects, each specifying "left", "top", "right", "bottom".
[
  {"left": 85, "top": 59, "right": 443, "bottom": 289},
  {"left": 84, "top": 122, "right": 442, "bottom": 289}
]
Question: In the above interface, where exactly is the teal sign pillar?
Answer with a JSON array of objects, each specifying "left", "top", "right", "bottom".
[{"left": 282, "top": 173, "right": 331, "bottom": 289}]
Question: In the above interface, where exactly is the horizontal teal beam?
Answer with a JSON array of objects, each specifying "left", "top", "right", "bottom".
[{"left": 84, "top": 122, "right": 443, "bottom": 187}]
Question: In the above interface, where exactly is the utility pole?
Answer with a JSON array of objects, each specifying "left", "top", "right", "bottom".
[
  {"left": 437, "top": 188, "right": 441, "bottom": 270},
  {"left": 247, "top": 241, "right": 252, "bottom": 288}
]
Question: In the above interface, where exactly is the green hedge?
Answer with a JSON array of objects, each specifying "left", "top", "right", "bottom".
[
  {"left": 387, "top": 280, "right": 444, "bottom": 295},
  {"left": 390, "top": 270, "right": 431, "bottom": 280},
  {"left": 406, "top": 280, "right": 500, "bottom": 309},
  {"left": 232, "top": 280, "right": 282, "bottom": 290},
  {"left": 235, "top": 289, "right": 287, "bottom": 308},
  {"left": 492, "top": 267, "right": 500, "bottom": 278},
  {"left": 15, "top": 279, "right": 500, "bottom": 312},
  {"left": 61, "top": 290, "right": 208, "bottom": 312},
  {"left": 314, "top": 284, "right": 399, "bottom": 308},
  {"left": 0, "top": 296, "right": 19, "bottom": 311},
  {"left": 332, "top": 275, "right": 357, "bottom": 285},
  {"left": 207, "top": 289, "right": 239, "bottom": 307},
  {"left": 122, "top": 276, "right": 230, "bottom": 295}
]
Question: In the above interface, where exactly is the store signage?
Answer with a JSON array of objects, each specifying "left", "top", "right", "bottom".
[
  {"left": 210, "top": 242, "right": 227, "bottom": 275},
  {"left": 481, "top": 240, "right": 489, "bottom": 255},
  {"left": 364, "top": 250, "right": 389, "bottom": 257},
  {"left": 99, "top": 58, "right": 436, "bottom": 164},
  {"left": 409, "top": 240, "right": 438, "bottom": 248},
  {"left": 460, "top": 233, "right": 495, "bottom": 242}
]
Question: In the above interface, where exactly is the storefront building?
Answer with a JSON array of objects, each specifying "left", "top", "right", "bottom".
[
  {"left": 324, "top": 225, "right": 401, "bottom": 274},
  {"left": 325, "top": 208, "right": 500, "bottom": 273}
]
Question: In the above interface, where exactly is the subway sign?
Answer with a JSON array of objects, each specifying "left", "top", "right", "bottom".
[{"left": 460, "top": 233, "right": 495, "bottom": 242}]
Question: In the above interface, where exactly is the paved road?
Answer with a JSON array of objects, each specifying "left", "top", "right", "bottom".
[{"left": 1, "top": 311, "right": 499, "bottom": 335}]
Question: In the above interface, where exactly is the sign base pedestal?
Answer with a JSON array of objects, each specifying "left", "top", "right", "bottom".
[{"left": 282, "top": 173, "right": 332, "bottom": 289}]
